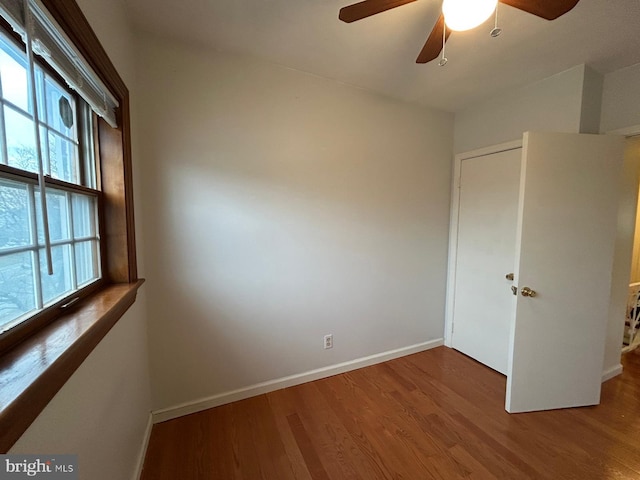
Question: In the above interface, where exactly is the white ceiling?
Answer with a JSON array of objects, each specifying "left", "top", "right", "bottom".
[{"left": 124, "top": 0, "right": 640, "bottom": 112}]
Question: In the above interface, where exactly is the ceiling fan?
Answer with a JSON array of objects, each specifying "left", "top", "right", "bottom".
[{"left": 338, "top": 0, "right": 580, "bottom": 64}]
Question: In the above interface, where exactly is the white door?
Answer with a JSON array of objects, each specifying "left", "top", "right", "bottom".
[
  {"left": 506, "top": 132, "right": 625, "bottom": 413},
  {"left": 452, "top": 149, "right": 521, "bottom": 374}
]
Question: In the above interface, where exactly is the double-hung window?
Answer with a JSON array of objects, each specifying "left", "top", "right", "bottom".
[
  {"left": 0, "top": 0, "right": 124, "bottom": 352},
  {"left": 0, "top": 29, "right": 100, "bottom": 335}
]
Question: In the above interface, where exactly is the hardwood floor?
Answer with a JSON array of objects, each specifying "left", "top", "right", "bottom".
[{"left": 141, "top": 347, "right": 640, "bottom": 479}]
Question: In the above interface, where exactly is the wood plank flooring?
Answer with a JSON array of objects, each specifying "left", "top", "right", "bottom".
[{"left": 141, "top": 347, "right": 640, "bottom": 479}]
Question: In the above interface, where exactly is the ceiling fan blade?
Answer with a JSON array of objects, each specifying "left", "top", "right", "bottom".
[
  {"left": 416, "top": 14, "right": 451, "bottom": 64},
  {"left": 499, "top": 0, "right": 580, "bottom": 20},
  {"left": 339, "top": 0, "right": 417, "bottom": 23}
]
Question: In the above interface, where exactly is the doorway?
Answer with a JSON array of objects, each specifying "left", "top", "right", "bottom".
[
  {"left": 623, "top": 135, "right": 640, "bottom": 353},
  {"left": 446, "top": 133, "right": 627, "bottom": 413}
]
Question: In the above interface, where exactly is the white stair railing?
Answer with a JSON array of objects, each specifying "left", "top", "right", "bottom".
[{"left": 623, "top": 282, "right": 640, "bottom": 353}]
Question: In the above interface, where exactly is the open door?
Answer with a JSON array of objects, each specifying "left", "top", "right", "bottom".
[{"left": 506, "top": 132, "right": 625, "bottom": 413}]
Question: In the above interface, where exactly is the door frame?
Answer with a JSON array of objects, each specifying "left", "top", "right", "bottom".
[
  {"left": 605, "top": 124, "right": 640, "bottom": 378},
  {"left": 622, "top": 127, "right": 640, "bottom": 302},
  {"left": 444, "top": 139, "right": 523, "bottom": 347}
]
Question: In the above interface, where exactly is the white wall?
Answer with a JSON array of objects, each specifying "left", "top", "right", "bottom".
[
  {"left": 600, "top": 63, "right": 640, "bottom": 133},
  {"left": 454, "top": 65, "right": 587, "bottom": 154},
  {"left": 9, "top": 2, "right": 152, "bottom": 480},
  {"left": 135, "top": 34, "right": 454, "bottom": 412},
  {"left": 579, "top": 66, "right": 604, "bottom": 135}
]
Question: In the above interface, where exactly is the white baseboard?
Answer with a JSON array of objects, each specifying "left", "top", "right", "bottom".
[
  {"left": 133, "top": 412, "right": 153, "bottom": 480},
  {"left": 601, "top": 364, "right": 623, "bottom": 382},
  {"left": 152, "top": 338, "right": 443, "bottom": 424}
]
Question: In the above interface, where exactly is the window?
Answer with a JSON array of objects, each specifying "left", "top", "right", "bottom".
[
  {"left": 0, "top": 30, "right": 102, "bottom": 338},
  {"left": 0, "top": 0, "right": 140, "bottom": 453},
  {"left": 0, "top": 0, "right": 138, "bottom": 358}
]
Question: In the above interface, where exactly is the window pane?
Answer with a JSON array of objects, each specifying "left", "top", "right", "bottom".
[
  {"left": 47, "top": 131, "right": 78, "bottom": 183},
  {"left": 39, "top": 124, "right": 49, "bottom": 175},
  {"left": 0, "top": 251, "right": 36, "bottom": 331},
  {"left": 0, "top": 41, "right": 28, "bottom": 112},
  {"left": 75, "top": 240, "right": 98, "bottom": 286},
  {"left": 5, "top": 107, "right": 38, "bottom": 173},
  {"left": 0, "top": 179, "right": 31, "bottom": 249},
  {"left": 40, "top": 245, "right": 73, "bottom": 305},
  {"left": 72, "top": 193, "right": 95, "bottom": 238},
  {"left": 35, "top": 68, "right": 45, "bottom": 119},
  {"left": 0, "top": 32, "right": 101, "bottom": 335},
  {"left": 35, "top": 189, "right": 70, "bottom": 243},
  {"left": 45, "top": 76, "right": 76, "bottom": 139}
]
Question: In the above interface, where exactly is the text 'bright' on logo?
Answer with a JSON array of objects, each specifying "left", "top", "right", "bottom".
[{"left": 0, "top": 455, "right": 77, "bottom": 479}]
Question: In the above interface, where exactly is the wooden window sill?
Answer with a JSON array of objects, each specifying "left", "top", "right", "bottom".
[{"left": 0, "top": 279, "right": 145, "bottom": 452}]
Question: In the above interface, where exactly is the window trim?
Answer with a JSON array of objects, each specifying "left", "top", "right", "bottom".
[
  {"left": 41, "top": 0, "right": 138, "bottom": 284},
  {"left": 0, "top": 0, "right": 140, "bottom": 453},
  {"left": 0, "top": 280, "right": 144, "bottom": 453}
]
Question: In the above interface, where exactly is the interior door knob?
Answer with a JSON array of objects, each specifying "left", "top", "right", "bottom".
[
  {"left": 521, "top": 287, "right": 537, "bottom": 297},
  {"left": 505, "top": 273, "right": 514, "bottom": 281}
]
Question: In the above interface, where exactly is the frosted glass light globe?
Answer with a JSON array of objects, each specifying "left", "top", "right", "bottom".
[{"left": 442, "top": 0, "right": 498, "bottom": 31}]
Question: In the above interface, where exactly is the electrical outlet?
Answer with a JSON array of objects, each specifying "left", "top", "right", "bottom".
[{"left": 323, "top": 334, "right": 333, "bottom": 349}]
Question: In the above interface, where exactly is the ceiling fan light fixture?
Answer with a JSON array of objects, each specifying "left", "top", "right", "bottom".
[{"left": 442, "top": 0, "right": 498, "bottom": 31}]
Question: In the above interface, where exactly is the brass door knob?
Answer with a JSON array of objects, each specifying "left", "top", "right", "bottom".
[
  {"left": 521, "top": 287, "right": 537, "bottom": 297},
  {"left": 505, "top": 273, "right": 514, "bottom": 281}
]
